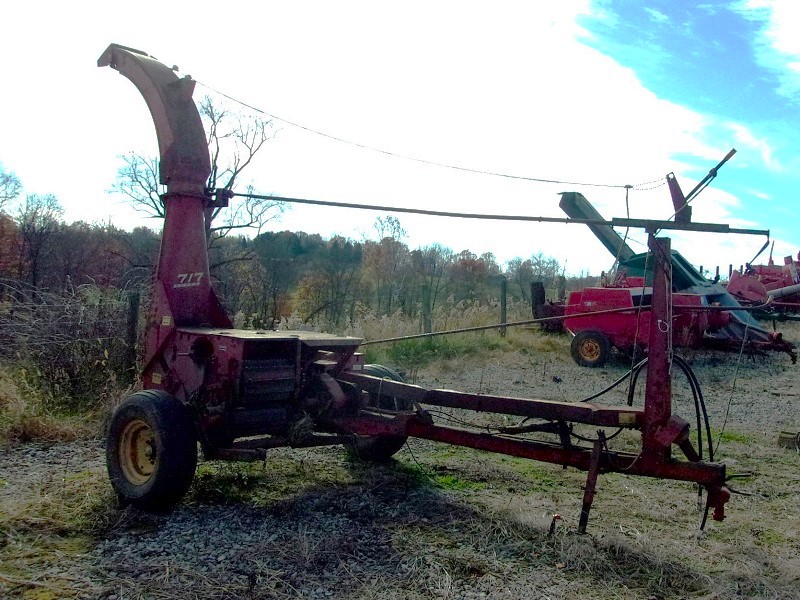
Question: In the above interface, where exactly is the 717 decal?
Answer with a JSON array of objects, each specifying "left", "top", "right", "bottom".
[{"left": 173, "top": 272, "right": 204, "bottom": 288}]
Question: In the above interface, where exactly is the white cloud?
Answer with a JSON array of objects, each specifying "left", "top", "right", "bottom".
[
  {"left": 735, "top": 0, "right": 800, "bottom": 100},
  {"left": 724, "top": 122, "right": 781, "bottom": 171},
  {"left": 644, "top": 8, "right": 670, "bottom": 23},
  {"left": 745, "top": 188, "right": 771, "bottom": 200}
]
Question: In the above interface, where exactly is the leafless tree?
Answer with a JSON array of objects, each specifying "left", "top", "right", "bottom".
[
  {"left": 411, "top": 243, "right": 453, "bottom": 332},
  {"left": 113, "top": 154, "right": 162, "bottom": 217},
  {"left": 15, "top": 194, "right": 64, "bottom": 287},
  {"left": 0, "top": 278, "right": 131, "bottom": 403},
  {"left": 0, "top": 166, "right": 22, "bottom": 210},
  {"left": 363, "top": 216, "right": 410, "bottom": 314},
  {"left": 113, "top": 96, "right": 283, "bottom": 246}
]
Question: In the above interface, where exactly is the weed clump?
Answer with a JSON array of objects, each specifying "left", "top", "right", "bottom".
[{"left": 0, "top": 366, "right": 95, "bottom": 445}]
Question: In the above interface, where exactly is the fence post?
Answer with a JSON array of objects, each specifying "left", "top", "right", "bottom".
[
  {"left": 421, "top": 283, "right": 432, "bottom": 334},
  {"left": 500, "top": 276, "right": 507, "bottom": 338},
  {"left": 125, "top": 291, "right": 141, "bottom": 383}
]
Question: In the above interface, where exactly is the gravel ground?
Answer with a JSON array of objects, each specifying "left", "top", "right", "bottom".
[
  {"left": 1, "top": 337, "right": 799, "bottom": 599},
  {"left": 0, "top": 439, "right": 104, "bottom": 502}
]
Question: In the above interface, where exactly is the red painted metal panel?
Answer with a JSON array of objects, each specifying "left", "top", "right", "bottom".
[
  {"left": 643, "top": 236, "right": 672, "bottom": 461},
  {"left": 339, "top": 372, "right": 643, "bottom": 428},
  {"left": 403, "top": 421, "right": 726, "bottom": 487},
  {"left": 97, "top": 44, "right": 210, "bottom": 194}
]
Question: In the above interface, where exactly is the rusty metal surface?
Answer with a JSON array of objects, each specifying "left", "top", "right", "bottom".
[
  {"left": 643, "top": 235, "right": 673, "bottom": 461},
  {"left": 578, "top": 432, "right": 606, "bottom": 534},
  {"left": 178, "top": 326, "right": 362, "bottom": 345},
  {"left": 401, "top": 421, "right": 726, "bottom": 487},
  {"left": 340, "top": 373, "right": 643, "bottom": 428},
  {"left": 98, "top": 44, "right": 210, "bottom": 193},
  {"left": 667, "top": 172, "right": 692, "bottom": 224},
  {"left": 424, "top": 389, "right": 642, "bottom": 428}
]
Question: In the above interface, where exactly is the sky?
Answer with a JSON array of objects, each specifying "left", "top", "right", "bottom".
[{"left": 1, "top": 0, "right": 798, "bottom": 276}]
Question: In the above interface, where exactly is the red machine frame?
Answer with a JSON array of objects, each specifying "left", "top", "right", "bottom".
[
  {"left": 100, "top": 43, "right": 740, "bottom": 531},
  {"left": 563, "top": 277, "right": 731, "bottom": 366}
]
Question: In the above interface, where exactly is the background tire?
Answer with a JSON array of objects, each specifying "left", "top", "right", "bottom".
[
  {"left": 106, "top": 390, "right": 198, "bottom": 511},
  {"left": 570, "top": 330, "right": 611, "bottom": 368},
  {"left": 347, "top": 364, "right": 409, "bottom": 462}
]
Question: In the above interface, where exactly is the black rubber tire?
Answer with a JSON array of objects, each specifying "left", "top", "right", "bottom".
[
  {"left": 570, "top": 330, "right": 612, "bottom": 368},
  {"left": 106, "top": 390, "right": 198, "bottom": 511},
  {"left": 347, "top": 364, "right": 409, "bottom": 462}
]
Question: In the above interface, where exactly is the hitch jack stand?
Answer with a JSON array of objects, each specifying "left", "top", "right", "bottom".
[{"left": 578, "top": 430, "right": 606, "bottom": 534}]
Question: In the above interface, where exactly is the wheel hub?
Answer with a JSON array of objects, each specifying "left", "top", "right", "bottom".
[
  {"left": 119, "top": 418, "right": 157, "bottom": 486},
  {"left": 580, "top": 340, "right": 601, "bottom": 361}
]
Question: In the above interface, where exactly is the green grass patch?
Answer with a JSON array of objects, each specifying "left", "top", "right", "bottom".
[
  {"left": 432, "top": 472, "right": 486, "bottom": 491},
  {"left": 508, "top": 330, "right": 568, "bottom": 355},
  {"left": 189, "top": 462, "right": 266, "bottom": 505},
  {"left": 497, "top": 455, "right": 569, "bottom": 491},
  {"left": 189, "top": 454, "right": 365, "bottom": 508},
  {"left": 383, "top": 335, "right": 509, "bottom": 371},
  {"left": 751, "top": 527, "right": 791, "bottom": 547},
  {"left": 392, "top": 461, "right": 486, "bottom": 491},
  {"left": 713, "top": 429, "right": 755, "bottom": 444}
]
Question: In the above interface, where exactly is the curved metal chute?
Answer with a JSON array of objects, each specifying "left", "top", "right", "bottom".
[{"left": 98, "top": 43, "right": 210, "bottom": 194}]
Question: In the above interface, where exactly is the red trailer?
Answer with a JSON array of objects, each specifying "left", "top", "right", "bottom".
[{"left": 564, "top": 276, "right": 731, "bottom": 367}]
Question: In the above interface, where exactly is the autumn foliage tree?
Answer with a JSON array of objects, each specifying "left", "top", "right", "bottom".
[
  {"left": 295, "top": 236, "right": 362, "bottom": 327},
  {"left": 362, "top": 216, "right": 410, "bottom": 316}
]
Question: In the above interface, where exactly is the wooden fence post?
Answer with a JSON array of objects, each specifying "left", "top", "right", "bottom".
[
  {"left": 557, "top": 275, "right": 566, "bottom": 302},
  {"left": 125, "top": 291, "right": 141, "bottom": 383},
  {"left": 500, "top": 276, "right": 507, "bottom": 338},
  {"left": 421, "top": 283, "right": 432, "bottom": 334}
]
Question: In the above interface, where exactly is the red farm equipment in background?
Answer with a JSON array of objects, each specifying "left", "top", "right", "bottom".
[
  {"left": 98, "top": 43, "right": 773, "bottom": 532},
  {"left": 564, "top": 275, "right": 731, "bottom": 367},
  {"left": 727, "top": 248, "right": 800, "bottom": 317},
  {"left": 558, "top": 188, "right": 796, "bottom": 367}
]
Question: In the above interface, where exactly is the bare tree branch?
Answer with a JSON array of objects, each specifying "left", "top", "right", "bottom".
[
  {"left": 113, "top": 96, "right": 282, "bottom": 247},
  {"left": 112, "top": 154, "right": 164, "bottom": 217},
  {"left": 0, "top": 167, "right": 22, "bottom": 210}
]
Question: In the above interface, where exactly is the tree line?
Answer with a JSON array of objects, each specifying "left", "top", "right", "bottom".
[{"left": 0, "top": 165, "right": 574, "bottom": 333}]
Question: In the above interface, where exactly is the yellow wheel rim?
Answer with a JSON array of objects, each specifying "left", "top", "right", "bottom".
[
  {"left": 580, "top": 339, "right": 601, "bottom": 361},
  {"left": 119, "top": 418, "right": 157, "bottom": 486}
]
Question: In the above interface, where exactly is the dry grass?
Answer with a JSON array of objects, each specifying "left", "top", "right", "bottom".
[
  {"left": 0, "top": 367, "right": 98, "bottom": 446},
  {"left": 2, "top": 431, "right": 799, "bottom": 599},
  {"left": 0, "top": 365, "right": 128, "bottom": 598},
  {"left": 0, "top": 449, "right": 119, "bottom": 598}
]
